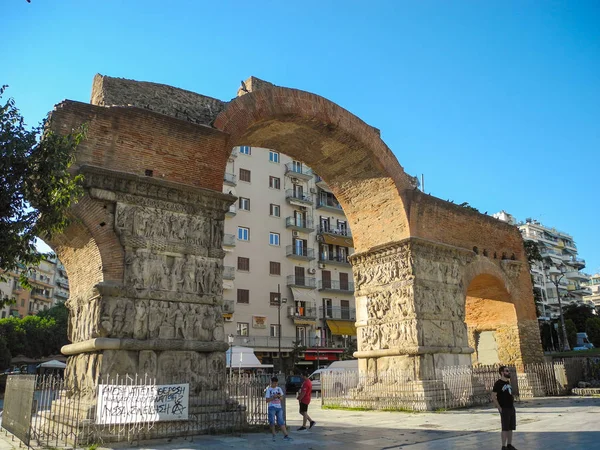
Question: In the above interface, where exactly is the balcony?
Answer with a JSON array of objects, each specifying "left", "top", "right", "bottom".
[
  {"left": 285, "top": 217, "right": 315, "bottom": 233},
  {"left": 286, "top": 275, "right": 316, "bottom": 289},
  {"left": 314, "top": 174, "right": 332, "bottom": 193},
  {"left": 231, "top": 335, "right": 296, "bottom": 349},
  {"left": 565, "top": 271, "right": 589, "bottom": 282},
  {"left": 284, "top": 163, "right": 313, "bottom": 180},
  {"left": 223, "top": 266, "right": 235, "bottom": 280},
  {"left": 55, "top": 290, "right": 69, "bottom": 299},
  {"left": 226, "top": 205, "right": 237, "bottom": 217},
  {"left": 567, "top": 257, "right": 586, "bottom": 268},
  {"left": 223, "top": 234, "right": 236, "bottom": 248},
  {"left": 318, "top": 253, "right": 351, "bottom": 267},
  {"left": 318, "top": 280, "right": 355, "bottom": 293},
  {"left": 56, "top": 278, "right": 69, "bottom": 289},
  {"left": 287, "top": 305, "right": 318, "bottom": 320},
  {"left": 320, "top": 305, "right": 356, "bottom": 321},
  {"left": 318, "top": 225, "right": 352, "bottom": 238},
  {"left": 223, "top": 300, "right": 235, "bottom": 315},
  {"left": 286, "top": 245, "right": 315, "bottom": 261},
  {"left": 316, "top": 198, "right": 343, "bottom": 213},
  {"left": 224, "top": 172, "right": 237, "bottom": 186},
  {"left": 285, "top": 190, "right": 313, "bottom": 206}
]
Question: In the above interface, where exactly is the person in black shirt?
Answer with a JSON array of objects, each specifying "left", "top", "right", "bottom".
[{"left": 492, "top": 365, "right": 517, "bottom": 450}]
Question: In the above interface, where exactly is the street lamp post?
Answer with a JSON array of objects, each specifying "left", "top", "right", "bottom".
[
  {"left": 315, "top": 328, "right": 321, "bottom": 370},
  {"left": 546, "top": 267, "right": 571, "bottom": 352},
  {"left": 276, "top": 284, "right": 286, "bottom": 374},
  {"left": 227, "top": 334, "right": 235, "bottom": 377}
]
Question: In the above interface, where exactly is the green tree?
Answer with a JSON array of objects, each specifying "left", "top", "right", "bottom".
[
  {"left": 563, "top": 303, "right": 596, "bottom": 332},
  {"left": 565, "top": 319, "right": 578, "bottom": 349},
  {"left": 0, "top": 85, "right": 85, "bottom": 288},
  {"left": 0, "top": 337, "right": 11, "bottom": 370},
  {"left": 585, "top": 317, "right": 600, "bottom": 348},
  {"left": 523, "top": 240, "right": 543, "bottom": 266}
]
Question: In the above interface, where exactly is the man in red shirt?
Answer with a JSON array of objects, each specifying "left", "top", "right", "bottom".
[{"left": 296, "top": 373, "right": 316, "bottom": 431}]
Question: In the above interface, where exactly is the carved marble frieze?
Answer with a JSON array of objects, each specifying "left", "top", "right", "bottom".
[
  {"left": 99, "top": 298, "right": 224, "bottom": 341},
  {"left": 124, "top": 249, "right": 222, "bottom": 298},
  {"left": 358, "top": 320, "right": 419, "bottom": 352},
  {"left": 115, "top": 203, "right": 223, "bottom": 255}
]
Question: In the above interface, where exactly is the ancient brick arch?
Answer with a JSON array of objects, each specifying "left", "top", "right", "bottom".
[
  {"left": 44, "top": 75, "right": 543, "bottom": 421},
  {"left": 213, "top": 87, "right": 412, "bottom": 252}
]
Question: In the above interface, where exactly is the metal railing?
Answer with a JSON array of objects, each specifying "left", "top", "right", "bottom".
[
  {"left": 286, "top": 245, "right": 315, "bottom": 260},
  {"left": 319, "top": 254, "right": 350, "bottom": 264},
  {"left": 320, "top": 305, "right": 356, "bottom": 320},
  {"left": 321, "top": 359, "right": 589, "bottom": 412},
  {"left": 223, "top": 266, "right": 235, "bottom": 280},
  {"left": 285, "top": 216, "right": 314, "bottom": 230},
  {"left": 286, "top": 275, "right": 316, "bottom": 288},
  {"left": 231, "top": 335, "right": 296, "bottom": 348},
  {"left": 318, "top": 226, "right": 352, "bottom": 237},
  {"left": 316, "top": 198, "right": 342, "bottom": 210},
  {"left": 284, "top": 162, "right": 313, "bottom": 177},
  {"left": 285, "top": 190, "right": 313, "bottom": 204},
  {"left": 288, "top": 305, "right": 317, "bottom": 320},
  {"left": 318, "top": 280, "right": 355, "bottom": 293}
]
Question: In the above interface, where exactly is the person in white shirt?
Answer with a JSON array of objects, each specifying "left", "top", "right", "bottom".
[{"left": 265, "top": 376, "right": 292, "bottom": 441}]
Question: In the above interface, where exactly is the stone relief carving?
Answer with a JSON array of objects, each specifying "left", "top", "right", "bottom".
[
  {"left": 65, "top": 353, "right": 102, "bottom": 392},
  {"left": 66, "top": 295, "right": 103, "bottom": 343},
  {"left": 124, "top": 250, "right": 222, "bottom": 295}
]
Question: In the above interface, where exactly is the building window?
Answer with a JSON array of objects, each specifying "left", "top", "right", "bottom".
[
  {"left": 239, "top": 197, "right": 250, "bottom": 211},
  {"left": 269, "top": 232, "right": 280, "bottom": 246},
  {"left": 269, "top": 151, "right": 280, "bottom": 163},
  {"left": 237, "top": 322, "right": 249, "bottom": 336},
  {"left": 270, "top": 292, "right": 281, "bottom": 306},
  {"left": 239, "top": 168, "right": 251, "bottom": 182},
  {"left": 238, "top": 227, "right": 250, "bottom": 241},
  {"left": 239, "top": 146, "right": 251, "bottom": 155},
  {"left": 270, "top": 204, "right": 280, "bottom": 217},
  {"left": 270, "top": 261, "right": 281, "bottom": 276},
  {"left": 238, "top": 257, "right": 250, "bottom": 271},
  {"left": 0, "top": 311, "right": 5, "bottom": 319},
  {"left": 21, "top": 299, "right": 25, "bottom": 307},
  {"left": 237, "top": 289, "right": 250, "bottom": 304},
  {"left": 269, "top": 176, "right": 281, "bottom": 189},
  {"left": 292, "top": 160, "right": 303, "bottom": 173},
  {"left": 270, "top": 324, "right": 280, "bottom": 337}
]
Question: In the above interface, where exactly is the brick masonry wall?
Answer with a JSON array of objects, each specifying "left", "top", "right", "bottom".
[
  {"left": 50, "top": 101, "right": 230, "bottom": 192},
  {"left": 91, "top": 74, "right": 227, "bottom": 126}
]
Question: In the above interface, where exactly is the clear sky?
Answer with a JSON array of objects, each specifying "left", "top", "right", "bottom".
[{"left": 4, "top": 1, "right": 599, "bottom": 273}]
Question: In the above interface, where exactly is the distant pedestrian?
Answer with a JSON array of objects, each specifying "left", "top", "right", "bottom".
[
  {"left": 265, "top": 376, "right": 292, "bottom": 442},
  {"left": 296, "top": 373, "right": 316, "bottom": 431},
  {"left": 492, "top": 365, "right": 518, "bottom": 450}
]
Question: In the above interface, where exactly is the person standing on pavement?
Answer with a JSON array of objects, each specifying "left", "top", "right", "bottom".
[
  {"left": 296, "top": 373, "right": 316, "bottom": 431},
  {"left": 492, "top": 365, "right": 518, "bottom": 450},
  {"left": 265, "top": 376, "right": 292, "bottom": 442}
]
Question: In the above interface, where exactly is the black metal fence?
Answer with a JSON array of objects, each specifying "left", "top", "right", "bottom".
[
  {"left": 322, "top": 359, "right": 590, "bottom": 411},
  {"left": 2, "top": 372, "right": 283, "bottom": 449}
]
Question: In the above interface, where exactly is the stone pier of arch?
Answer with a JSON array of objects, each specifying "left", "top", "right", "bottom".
[{"left": 43, "top": 74, "right": 544, "bottom": 437}]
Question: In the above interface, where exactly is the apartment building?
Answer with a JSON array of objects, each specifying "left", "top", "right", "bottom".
[
  {"left": 583, "top": 274, "right": 600, "bottom": 312},
  {"left": 222, "top": 146, "right": 356, "bottom": 371},
  {"left": 494, "top": 212, "right": 591, "bottom": 319},
  {"left": 0, "top": 254, "right": 69, "bottom": 319}
]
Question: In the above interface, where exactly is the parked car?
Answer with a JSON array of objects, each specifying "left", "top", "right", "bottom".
[
  {"left": 576, "top": 333, "right": 594, "bottom": 350},
  {"left": 285, "top": 375, "right": 304, "bottom": 394},
  {"left": 309, "top": 360, "right": 359, "bottom": 392}
]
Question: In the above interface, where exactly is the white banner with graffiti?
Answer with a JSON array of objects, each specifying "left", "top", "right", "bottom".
[{"left": 96, "top": 383, "right": 189, "bottom": 424}]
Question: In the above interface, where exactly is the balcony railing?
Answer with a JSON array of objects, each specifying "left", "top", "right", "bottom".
[
  {"left": 319, "top": 306, "right": 356, "bottom": 321},
  {"left": 55, "top": 290, "right": 69, "bottom": 299},
  {"left": 318, "top": 225, "right": 352, "bottom": 238},
  {"left": 223, "top": 266, "right": 235, "bottom": 280},
  {"left": 224, "top": 173, "right": 237, "bottom": 186},
  {"left": 223, "top": 234, "right": 236, "bottom": 247},
  {"left": 285, "top": 190, "right": 313, "bottom": 205},
  {"left": 318, "top": 280, "right": 355, "bottom": 293},
  {"left": 288, "top": 305, "right": 318, "bottom": 320},
  {"left": 223, "top": 300, "right": 235, "bottom": 314},
  {"left": 318, "top": 254, "right": 350, "bottom": 266},
  {"left": 316, "top": 198, "right": 343, "bottom": 211},
  {"left": 284, "top": 163, "right": 313, "bottom": 179},
  {"left": 286, "top": 246, "right": 315, "bottom": 261},
  {"left": 231, "top": 335, "right": 296, "bottom": 349},
  {"left": 285, "top": 217, "right": 315, "bottom": 232},
  {"left": 286, "top": 275, "right": 316, "bottom": 288}
]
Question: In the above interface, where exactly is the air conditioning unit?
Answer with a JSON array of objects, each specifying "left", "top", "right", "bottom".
[
  {"left": 308, "top": 268, "right": 316, "bottom": 274},
  {"left": 318, "top": 263, "right": 326, "bottom": 269},
  {"left": 310, "top": 187, "right": 317, "bottom": 194},
  {"left": 292, "top": 231, "right": 300, "bottom": 237}
]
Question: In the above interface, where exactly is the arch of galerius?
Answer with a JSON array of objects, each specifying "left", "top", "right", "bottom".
[{"left": 44, "top": 74, "right": 543, "bottom": 424}]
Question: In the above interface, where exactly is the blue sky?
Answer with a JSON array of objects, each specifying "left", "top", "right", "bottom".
[{"left": 4, "top": 1, "right": 599, "bottom": 273}]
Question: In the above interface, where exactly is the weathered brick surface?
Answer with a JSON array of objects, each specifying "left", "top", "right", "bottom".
[{"left": 50, "top": 101, "right": 230, "bottom": 192}]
